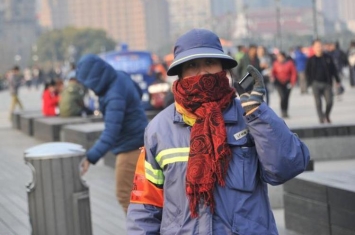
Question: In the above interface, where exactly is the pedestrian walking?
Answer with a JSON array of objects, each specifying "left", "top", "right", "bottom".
[
  {"left": 126, "top": 28, "right": 310, "bottom": 235},
  {"left": 271, "top": 51, "right": 297, "bottom": 118},
  {"left": 328, "top": 41, "right": 348, "bottom": 79},
  {"left": 7, "top": 66, "right": 24, "bottom": 117},
  {"left": 293, "top": 46, "right": 308, "bottom": 94},
  {"left": 348, "top": 40, "right": 355, "bottom": 87},
  {"left": 231, "top": 45, "right": 247, "bottom": 81},
  {"left": 77, "top": 54, "right": 148, "bottom": 214},
  {"left": 32, "top": 66, "right": 43, "bottom": 90},
  {"left": 306, "top": 39, "right": 341, "bottom": 124},
  {"left": 24, "top": 68, "right": 33, "bottom": 90},
  {"left": 234, "top": 45, "right": 246, "bottom": 64},
  {"left": 236, "top": 44, "right": 261, "bottom": 81},
  {"left": 257, "top": 45, "right": 272, "bottom": 104}
]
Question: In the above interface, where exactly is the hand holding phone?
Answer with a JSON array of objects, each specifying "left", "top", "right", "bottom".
[
  {"left": 238, "top": 72, "right": 254, "bottom": 93},
  {"left": 238, "top": 65, "right": 266, "bottom": 113}
]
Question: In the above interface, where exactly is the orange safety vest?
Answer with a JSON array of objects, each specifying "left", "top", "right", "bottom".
[{"left": 130, "top": 147, "right": 164, "bottom": 208}]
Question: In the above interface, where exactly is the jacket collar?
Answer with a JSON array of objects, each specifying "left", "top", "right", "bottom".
[{"left": 173, "top": 99, "right": 239, "bottom": 125}]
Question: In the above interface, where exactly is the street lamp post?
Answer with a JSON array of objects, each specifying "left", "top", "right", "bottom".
[
  {"left": 312, "top": 0, "right": 318, "bottom": 39},
  {"left": 243, "top": 4, "right": 249, "bottom": 39},
  {"left": 275, "top": 0, "right": 282, "bottom": 49}
]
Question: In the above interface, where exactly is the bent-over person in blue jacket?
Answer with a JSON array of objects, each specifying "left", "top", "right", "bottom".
[
  {"left": 77, "top": 54, "right": 148, "bottom": 214},
  {"left": 126, "top": 29, "right": 310, "bottom": 234}
]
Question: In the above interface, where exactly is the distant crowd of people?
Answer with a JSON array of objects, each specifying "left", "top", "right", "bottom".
[
  {"left": 228, "top": 39, "right": 354, "bottom": 123},
  {"left": 42, "top": 67, "right": 94, "bottom": 118},
  {"left": 3, "top": 63, "right": 96, "bottom": 118},
  {"left": 3, "top": 38, "right": 354, "bottom": 125}
]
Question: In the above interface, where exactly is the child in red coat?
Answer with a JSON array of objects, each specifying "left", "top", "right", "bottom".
[{"left": 42, "top": 80, "right": 59, "bottom": 116}]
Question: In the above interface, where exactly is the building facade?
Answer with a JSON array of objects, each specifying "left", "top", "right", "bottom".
[
  {"left": 37, "top": 0, "right": 169, "bottom": 52},
  {"left": 168, "top": 0, "right": 213, "bottom": 40},
  {"left": 143, "top": 0, "right": 170, "bottom": 54},
  {"left": 337, "top": 0, "right": 355, "bottom": 33},
  {"left": 0, "top": 0, "right": 38, "bottom": 73}
]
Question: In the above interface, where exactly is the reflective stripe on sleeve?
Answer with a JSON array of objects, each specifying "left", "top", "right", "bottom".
[
  {"left": 145, "top": 161, "right": 165, "bottom": 185},
  {"left": 155, "top": 147, "right": 190, "bottom": 169}
]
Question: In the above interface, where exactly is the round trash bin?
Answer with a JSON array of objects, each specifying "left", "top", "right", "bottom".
[{"left": 25, "top": 142, "right": 92, "bottom": 235}]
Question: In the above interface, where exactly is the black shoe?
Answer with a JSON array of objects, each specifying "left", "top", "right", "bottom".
[
  {"left": 282, "top": 111, "right": 289, "bottom": 119},
  {"left": 324, "top": 116, "right": 331, "bottom": 124}
]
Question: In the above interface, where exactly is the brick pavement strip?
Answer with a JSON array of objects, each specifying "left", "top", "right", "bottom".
[{"left": 0, "top": 82, "right": 355, "bottom": 235}]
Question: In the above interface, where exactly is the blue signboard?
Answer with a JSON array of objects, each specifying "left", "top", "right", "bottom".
[
  {"left": 100, "top": 50, "right": 156, "bottom": 110},
  {"left": 102, "top": 51, "right": 152, "bottom": 74}
]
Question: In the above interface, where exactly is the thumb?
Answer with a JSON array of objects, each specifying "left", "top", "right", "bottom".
[{"left": 246, "top": 65, "right": 264, "bottom": 87}]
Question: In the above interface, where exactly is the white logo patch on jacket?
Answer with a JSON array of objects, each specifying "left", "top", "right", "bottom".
[{"left": 234, "top": 129, "right": 248, "bottom": 140}]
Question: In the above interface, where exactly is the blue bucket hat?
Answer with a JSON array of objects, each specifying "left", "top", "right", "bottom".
[{"left": 167, "top": 29, "right": 238, "bottom": 76}]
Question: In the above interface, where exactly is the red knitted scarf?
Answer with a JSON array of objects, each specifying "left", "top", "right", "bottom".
[{"left": 172, "top": 71, "right": 236, "bottom": 217}]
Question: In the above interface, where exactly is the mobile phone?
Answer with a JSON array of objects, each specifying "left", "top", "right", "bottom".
[{"left": 238, "top": 72, "right": 254, "bottom": 92}]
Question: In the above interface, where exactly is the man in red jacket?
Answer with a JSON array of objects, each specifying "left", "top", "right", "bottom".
[{"left": 271, "top": 51, "right": 297, "bottom": 118}]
